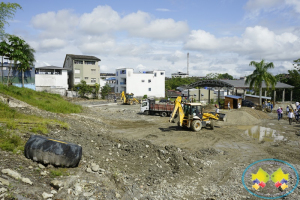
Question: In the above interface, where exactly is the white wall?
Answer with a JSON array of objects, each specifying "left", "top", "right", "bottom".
[
  {"left": 35, "top": 70, "right": 68, "bottom": 89},
  {"left": 115, "top": 68, "right": 165, "bottom": 97}
]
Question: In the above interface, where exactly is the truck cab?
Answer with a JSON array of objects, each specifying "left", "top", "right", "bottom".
[{"left": 140, "top": 100, "right": 149, "bottom": 114}]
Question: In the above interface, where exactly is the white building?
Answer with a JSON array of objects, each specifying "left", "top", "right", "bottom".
[
  {"left": 35, "top": 66, "right": 68, "bottom": 96},
  {"left": 115, "top": 68, "right": 165, "bottom": 98}
]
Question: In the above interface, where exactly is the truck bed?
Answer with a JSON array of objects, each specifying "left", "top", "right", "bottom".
[{"left": 149, "top": 103, "right": 174, "bottom": 112}]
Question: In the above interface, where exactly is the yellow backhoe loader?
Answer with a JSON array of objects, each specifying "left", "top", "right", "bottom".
[
  {"left": 121, "top": 91, "right": 140, "bottom": 105},
  {"left": 169, "top": 96, "right": 224, "bottom": 131}
]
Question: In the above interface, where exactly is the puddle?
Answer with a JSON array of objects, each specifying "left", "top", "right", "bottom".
[{"left": 244, "top": 126, "right": 286, "bottom": 142}]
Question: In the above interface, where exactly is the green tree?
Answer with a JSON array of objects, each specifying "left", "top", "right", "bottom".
[
  {"left": 245, "top": 59, "right": 276, "bottom": 105},
  {"left": 93, "top": 83, "right": 100, "bottom": 99},
  {"left": 6, "top": 35, "right": 25, "bottom": 86},
  {"left": 0, "top": 2, "right": 22, "bottom": 37},
  {"left": 278, "top": 70, "right": 300, "bottom": 101},
  {"left": 293, "top": 58, "right": 300, "bottom": 71},
  {"left": 20, "top": 42, "right": 35, "bottom": 87},
  {"left": 218, "top": 73, "right": 233, "bottom": 80},
  {"left": 205, "top": 73, "right": 219, "bottom": 80},
  {"left": 100, "top": 83, "right": 111, "bottom": 99},
  {"left": 76, "top": 80, "right": 92, "bottom": 98},
  {"left": 0, "top": 38, "right": 10, "bottom": 83}
]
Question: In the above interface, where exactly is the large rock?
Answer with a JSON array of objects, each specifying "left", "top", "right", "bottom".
[
  {"left": 0, "top": 178, "right": 9, "bottom": 186},
  {"left": 1, "top": 169, "right": 21, "bottom": 179},
  {"left": 24, "top": 135, "right": 82, "bottom": 167}
]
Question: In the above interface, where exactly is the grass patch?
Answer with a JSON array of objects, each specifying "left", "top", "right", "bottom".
[
  {"left": 0, "top": 84, "right": 82, "bottom": 114},
  {"left": 0, "top": 101, "right": 69, "bottom": 134},
  {"left": 50, "top": 168, "right": 69, "bottom": 178},
  {"left": 0, "top": 127, "right": 24, "bottom": 153}
]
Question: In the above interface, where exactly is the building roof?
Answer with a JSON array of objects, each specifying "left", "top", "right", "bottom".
[
  {"left": 66, "top": 54, "right": 101, "bottom": 61},
  {"left": 245, "top": 94, "right": 272, "bottom": 100},
  {"left": 225, "top": 95, "right": 242, "bottom": 99},
  {"left": 221, "top": 80, "right": 294, "bottom": 89},
  {"left": 36, "top": 66, "right": 67, "bottom": 70}
]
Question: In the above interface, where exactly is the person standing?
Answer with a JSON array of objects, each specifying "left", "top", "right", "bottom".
[
  {"left": 286, "top": 106, "right": 289, "bottom": 115},
  {"left": 295, "top": 109, "right": 299, "bottom": 123},
  {"left": 280, "top": 107, "right": 283, "bottom": 119},
  {"left": 277, "top": 107, "right": 281, "bottom": 121},
  {"left": 228, "top": 102, "right": 230, "bottom": 110},
  {"left": 288, "top": 109, "right": 295, "bottom": 125},
  {"left": 270, "top": 103, "right": 273, "bottom": 112}
]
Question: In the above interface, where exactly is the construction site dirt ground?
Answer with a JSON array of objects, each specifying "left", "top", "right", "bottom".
[{"left": 1, "top": 99, "right": 300, "bottom": 200}]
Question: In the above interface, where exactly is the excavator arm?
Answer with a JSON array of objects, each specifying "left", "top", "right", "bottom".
[
  {"left": 121, "top": 91, "right": 126, "bottom": 104},
  {"left": 133, "top": 98, "right": 140, "bottom": 104},
  {"left": 169, "top": 96, "right": 185, "bottom": 126}
]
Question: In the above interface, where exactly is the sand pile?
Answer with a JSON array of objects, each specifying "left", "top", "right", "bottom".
[
  {"left": 225, "top": 110, "right": 260, "bottom": 126},
  {"left": 240, "top": 107, "right": 272, "bottom": 120}
]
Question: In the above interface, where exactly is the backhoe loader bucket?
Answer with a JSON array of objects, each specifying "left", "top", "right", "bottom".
[
  {"left": 24, "top": 135, "right": 82, "bottom": 167},
  {"left": 208, "top": 112, "right": 226, "bottom": 121}
]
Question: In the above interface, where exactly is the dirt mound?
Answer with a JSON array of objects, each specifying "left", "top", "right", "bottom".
[
  {"left": 240, "top": 107, "right": 272, "bottom": 120},
  {"left": 225, "top": 110, "right": 260, "bottom": 125}
]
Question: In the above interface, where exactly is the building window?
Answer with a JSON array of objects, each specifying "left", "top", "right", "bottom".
[
  {"left": 120, "top": 70, "right": 126, "bottom": 74},
  {"left": 148, "top": 88, "right": 151, "bottom": 91},
  {"left": 85, "top": 77, "right": 88, "bottom": 80},
  {"left": 75, "top": 78, "right": 80, "bottom": 83},
  {"left": 91, "top": 69, "right": 96, "bottom": 72},
  {"left": 148, "top": 79, "right": 151, "bottom": 83},
  {"left": 74, "top": 60, "right": 83, "bottom": 64},
  {"left": 75, "top": 69, "right": 80, "bottom": 74},
  {"left": 161, "top": 72, "right": 164, "bottom": 75},
  {"left": 91, "top": 78, "right": 96, "bottom": 83},
  {"left": 85, "top": 61, "right": 95, "bottom": 65},
  {"left": 141, "top": 80, "right": 145, "bottom": 82},
  {"left": 116, "top": 87, "right": 118, "bottom": 92},
  {"left": 154, "top": 73, "right": 157, "bottom": 77},
  {"left": 116, "top": 71, "right": 118, "bottom": 76}
]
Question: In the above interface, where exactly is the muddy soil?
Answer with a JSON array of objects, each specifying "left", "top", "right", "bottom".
[{"left": 1, "top": 100, "right": 300, "bottom": 200}]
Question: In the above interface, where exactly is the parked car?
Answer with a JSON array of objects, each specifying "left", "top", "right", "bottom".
[{"left": 242, "top": 100, "right": 255, "bottom": 107}]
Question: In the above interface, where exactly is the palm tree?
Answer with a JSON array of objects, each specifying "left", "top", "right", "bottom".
[
  {"left": 6, "top": 35, "right": 35, "bottom": 87},
  {"left": 18, "top": 42, "right": 35, "bottom": 87},
  {"left": 0, "top": 39, "right": 10, "bottom": 83},
  {"left": 245, "top": 59, "right": 277, "bottom": 105}
]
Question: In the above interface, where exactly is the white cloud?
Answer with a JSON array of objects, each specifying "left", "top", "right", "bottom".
[
  {"left": 156, "top": 8, "right": 171, "bottom": 12},
  {"left": 31, "top": 10, "right": 78, "bottom": 38},
  {"left": 120, "top": 11, "right": 189, "bottom": 40},
  {"left": 185, "top": 26, "right": 300, "bottom": 61},
  {"left": 78, "top": 5, "right": 120, "bottom": 34}
]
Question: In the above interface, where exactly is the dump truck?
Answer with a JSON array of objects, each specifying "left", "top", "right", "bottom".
[
  {"left": 121, "top": 91, "right": 140, "bottom": 105},
  {"left": 141, "top": 98, "right": 174, "bottom": 117},
  {"left": 169, "top": 96, "right": 225, "bottom": 131}
]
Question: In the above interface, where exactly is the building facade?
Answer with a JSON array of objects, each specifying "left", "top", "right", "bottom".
[
  {"left": 35, "top": 66, "right": 68, "bottom": 96},
  {"left": 115, "top": 68, "right": 165, "bottom": 98},
  {"left": 63, "top": 54, "right": 101, "bottom": 89},
  {"left": 0, "top": 62, "right": 35, "bottom": 84}
]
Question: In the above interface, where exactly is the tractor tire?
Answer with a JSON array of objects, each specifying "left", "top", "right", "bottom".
[
  {"left": 191, "top": 120, "right": 202, "bottom": 132},
  {"left": 24, "top": 135, "right": 82, "bottom": 168},
  {"left": 210, "top": 120, "right": 214, "bottom": 130},
  {"left": 161, "top": 112, "right": 167, "bottom": 117}
]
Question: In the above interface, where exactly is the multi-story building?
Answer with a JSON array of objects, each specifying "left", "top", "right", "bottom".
[
  {"left": 63, "top": 54, "right": 101, "bottom": 89},
  {"left": 35, "top": 66, "right": 68, "bottom": 96},
  {"left": 115, "top": 68, "right": 165, "bottom": 98}
]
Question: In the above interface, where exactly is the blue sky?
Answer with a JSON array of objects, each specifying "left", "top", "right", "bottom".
[{"left": 4, "top": 0, "right": 300, "bottom": 77}]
